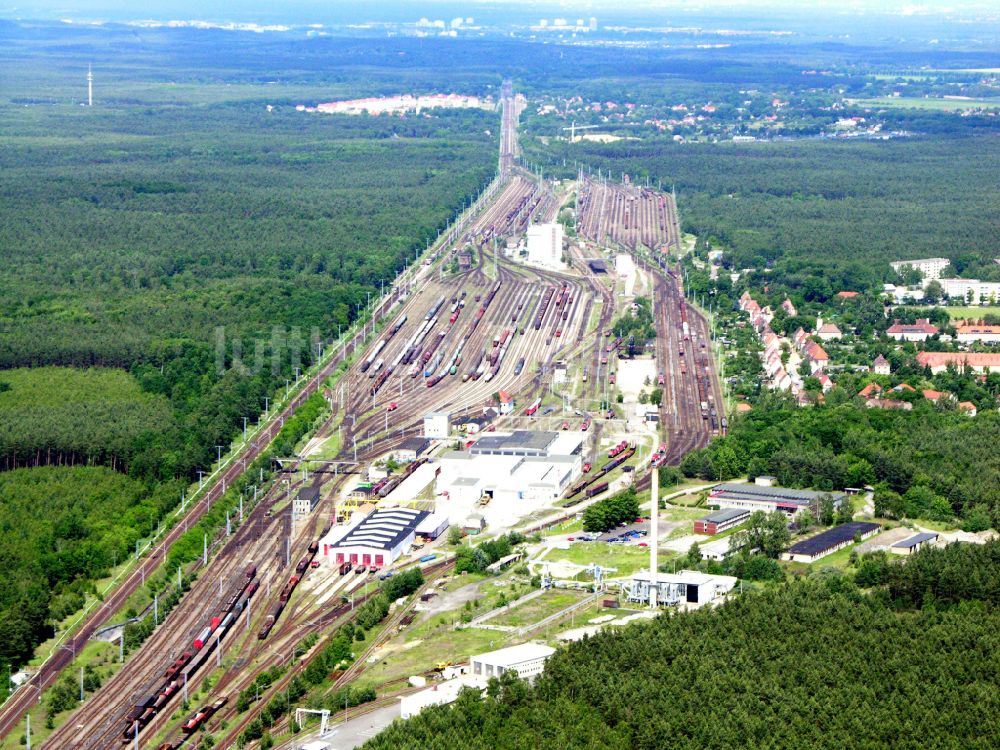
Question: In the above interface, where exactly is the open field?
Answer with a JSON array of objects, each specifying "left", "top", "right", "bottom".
[
  {"left": 944, "top": 305, "right": 1000, "bottom": 320},
  {"left": 850, "top": 96, "right": 1000, "bottom": 110},
  {"left": 489, "top": 589, "right": 590, "bottom": 628},
  {"left": 541, "top": 541, "right": 670, "bottom": 578}
]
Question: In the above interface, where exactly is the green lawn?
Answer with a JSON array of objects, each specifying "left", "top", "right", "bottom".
[
  {"left": 489, "top": 589, "right": 590, "bottom": 628},
  {"left": 541, "top": 541, "right": 663, "bottom": 577},
  {"left": 943, "top": 305, "right": 1000, "bottom": 320},
  {"left": 851, "top": 96, "right": 1000, "bottom": 111},
  {"left": 363, "top": 626, "right": 508, "bottom": 689},
  {"left": 0, "top": 640, "right": 124, "bottom": 750}
]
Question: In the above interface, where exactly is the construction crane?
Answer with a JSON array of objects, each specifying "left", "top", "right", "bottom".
[{"left": 562, "top": 121, "right": 600, "bottom": 142}]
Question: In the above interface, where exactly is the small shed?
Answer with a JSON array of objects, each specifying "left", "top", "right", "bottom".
[{"left": 891, "top": 532, "right": 939, "bottom": 556}]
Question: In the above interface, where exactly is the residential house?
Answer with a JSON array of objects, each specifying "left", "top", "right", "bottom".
[
  {"left": 871, "top": 355, "right": 891, "bottom": 375},
  {"left": 815, "top": 321, "right": 843, "bottom": 341},
  {"left": 886, "top": 318, "right": 938, "bottom": 342},
  {"left": 921, "top": 389, "right": 950, "bottom": 405},
  {"left": 858, "top": 383, "right": 883, "bottom": 399},
  {"left": 815, "top": 371, "right": 833, "bottom": 393},
  {"left": 865, "top": 398, "right": 912, "bottom": 411},
  {"left": 955, "top": 324, "right": 1000, "bottom": 345},
  {"left": 803, "top": 341, "right": 829, "bottom": 373},
  {"left": 917, "top": 352, "right": 1000, "bottom": 374},
  {"left": 958, "top": 401, "right": 978, "bottom": 417}
]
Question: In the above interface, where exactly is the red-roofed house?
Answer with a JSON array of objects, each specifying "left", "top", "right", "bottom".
[
  {"left": 921, "top": 389, "right": 949, "bottom": 404},
  {"left": 836, "top": 291, "right": 859, "bottom": 300},
  {"left": 804, "top": 341, "right": 829, "bottom": 373},
  {"left": 917, "top": 352, "right": 1000, "bottom": 374},
  {"left": 792, "top": 327, "right": 810, "bottom": 349},
  {"left": 958, "top": 401, "right": 978, "bottom": 417},
  {"left": 815, "top": 371, "right": 833, "bottom": 393},
  {"left": 886, "top": 318, "right": 938, "bottom": 342},
  {"left": 498, "top": 390, "right": 515, "bottom": 415},
  {"left": 955, "top": 324, "right": 1000, "bottom": 344},
  {"left": 782, "top": 299, "right": 797, "bottom": 316},
  {"left": 858, "top": 383, "right": 882, "bottom": 398}
]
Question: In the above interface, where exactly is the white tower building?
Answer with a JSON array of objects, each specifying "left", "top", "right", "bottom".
[
  {"left": 87, "top": 64, "right": 93, "bottom": 107},
  {"left": 526, "top": 223, "right": 565, "bottom": 269}
]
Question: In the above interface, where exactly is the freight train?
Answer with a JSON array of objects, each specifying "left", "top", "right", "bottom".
[
  {"left": 121, "top": 565, "right": 257, "bottom": 743},
  {"left": 257, "top": 539, "right": 319, "bottom": 640},
  {"left": 565, "top": 445, "right": 636, "bottom": 503}
]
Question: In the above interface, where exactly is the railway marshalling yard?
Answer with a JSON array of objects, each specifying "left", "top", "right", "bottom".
[{"left": 24, "top": 87, "right": 725, "bottom": 750}]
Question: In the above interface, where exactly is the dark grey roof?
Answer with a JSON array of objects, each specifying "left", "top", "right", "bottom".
[
  {"left": 334, "top": 507, "right": 429, "bottom": 551},
  {"left": 470, "top": 430, "right": 557, "bottom": 456},
  {"left": 297, "top": 486, "right": 320, "bottom": 503},
  {"left": 788, "top": 522, "right": 880, "bottom": 556},
  {"left": 712, "top": 483, "right": 845, "bottom": 507},
  {"left": 398, "top": 437, "right": 430, "bottom": 454},
  {"left": 700, "top": 508, "right": 749, "bottom": 524},
  {"left": 891, "top": 532, "right": 938, "bottom": 549}
]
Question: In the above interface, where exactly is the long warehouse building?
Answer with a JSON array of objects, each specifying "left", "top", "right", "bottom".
[{"left": 320, "top": 507, "right": 429, "bottom": 569}]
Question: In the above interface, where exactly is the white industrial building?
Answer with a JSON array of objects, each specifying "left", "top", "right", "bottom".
[
  {"left": 435, "top": 431, "right": 584, "bottom": 528},
  {"left": 626, "top": 570, "right": 737, "bottom": 607},
  {"left": 470, "top": 643, "right": 555, "bottom": 681},
  {"left": 292, "top": 486, "right": 320, "bottom": 517},
  {"left": 423, "top": 411, "right": 450, "bottom": 439},
  {"left": 319, "top": 506, "right": 428, "bottom": 569},
  {"left": 399, "top": 676, "right": 487, "bottom": 719},
  {"left": 526, "top": 223, "right": 565, "bottom": 268},
  {"left": 415, "top": 511, "right": 450, "bottom": 540},
  {"left": 941, "top": 278, "right": 1000, "bottom": 304}
]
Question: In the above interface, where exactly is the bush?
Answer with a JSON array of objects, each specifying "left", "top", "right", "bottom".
[{"left": 582, "top": 488, "right": 640, "bottom": 533}]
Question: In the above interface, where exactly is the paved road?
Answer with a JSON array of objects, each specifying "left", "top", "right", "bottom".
[{"left": 284, "top": 703, "right": 401, "bottom": 750}]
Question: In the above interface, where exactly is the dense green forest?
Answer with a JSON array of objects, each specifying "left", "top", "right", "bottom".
[
  {"left": 0, "top": 367, "right": 175, "bottom": 472},
  {"left": 0, "top": 104, "right": 495, "bottom": 480},
  {"left": 363, "top": 542, "right": 1000, "bottom": 750},
  {"left": 527, "top": 133, "right": 1000, "bottom": 296},
  {"left": 680, "top": 397, "right": 1000, "bottom": 528},
  {"left": 0, "top": 25, "right": 498, "bottom": 673},
  {"left": 0, "top": 466, "right": 183, "bottom": 666}
]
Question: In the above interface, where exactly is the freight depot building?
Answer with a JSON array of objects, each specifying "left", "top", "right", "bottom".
[
  {"left": 319, "top": 507, "right": 429, "bottom": 569},
  {"left": 439, "top": 430, "right": 583, "bottom": 499},
  {"left": 709, "top": 483, "right": 845, "bottom": 517},
  {"left": 435, "top": 431, "right": 584, "bottom": 528}
]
